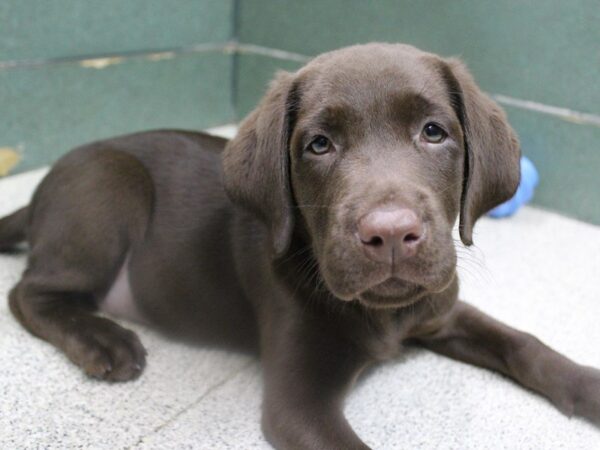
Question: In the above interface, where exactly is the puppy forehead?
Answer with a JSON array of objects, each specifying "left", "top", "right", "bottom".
[{"left": 298, "top": 46, "right": 452, "bottom": 121}]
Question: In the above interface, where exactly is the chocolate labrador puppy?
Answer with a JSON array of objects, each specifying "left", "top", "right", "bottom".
[{"left": 2, "top": 43, "right": 599, "bottom": 449}]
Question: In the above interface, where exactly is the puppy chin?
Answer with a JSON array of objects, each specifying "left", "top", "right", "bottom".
[
  {"left": 326, "top": 285, "right": 356, "bottom": 302},
  {"left": 357, "top": 284, "right": 426, "bottom": 309},
  {"left": 322, "top": 272, "right": 424, "bottom": 308},
  {"left": 323, "top": 266, "right": 456, "bottom": 309},
  {"left": 319, "top": 250, "right": 457, "bottom": 306}
]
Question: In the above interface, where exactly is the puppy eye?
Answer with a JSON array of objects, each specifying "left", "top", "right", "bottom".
[
  {"left": 421, "top": 123, "right": 447, "bottom": 144},
  {"left": 307, "top": 135, "right": 332, "bottom": 155}
]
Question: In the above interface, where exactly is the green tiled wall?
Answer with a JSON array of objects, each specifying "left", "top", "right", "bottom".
[
  {"left": 1, "top": 53, "right": 232, "bottom": 173},
  {"left": 236, "top": 0, "right": 600, "bottom": 225},
  {"left": 2, "top": 1, "right": 599, "bottom": 224},
  {"left": 0, "top": 0, "right": 234, "bottom": 174}
]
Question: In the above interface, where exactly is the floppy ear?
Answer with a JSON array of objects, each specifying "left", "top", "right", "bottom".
[
  {"left": 444, "top": 58, "right": 521, "bottom": 245},
  {"left": 222, "top": 71, "right": 299, "bottom": 257}
]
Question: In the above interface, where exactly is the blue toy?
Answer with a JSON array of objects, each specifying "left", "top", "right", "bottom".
[{"left": 488, "top": 156, "right": 539, "bottom": 218}]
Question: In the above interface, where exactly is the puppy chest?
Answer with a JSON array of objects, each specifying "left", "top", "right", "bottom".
[{"left": 365, "top": 326, "right": 407, "bottom": 360}]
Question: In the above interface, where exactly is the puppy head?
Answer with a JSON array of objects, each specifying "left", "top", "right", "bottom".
[{"left": 223, "top": 43, "right": 520, "bottom": 308}]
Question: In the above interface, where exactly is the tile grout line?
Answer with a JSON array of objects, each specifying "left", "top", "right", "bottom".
[
  {"left": 1, "top": 42, "right": 598, "bottom": 128},
  {"left": 491, "top": 94, "right": 600, "bottom": 127},
  {"left": 128, "top": 359, "right": 256, "bottom": 449},
  {"left": 0, "top": 42, "right": 236, "bottom": 70},
  {"left": 234, "top": 43, "right": 311, "bottom": 63}
]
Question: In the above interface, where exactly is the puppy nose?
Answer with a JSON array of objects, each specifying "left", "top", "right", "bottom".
[{"left": 357, "top": 208, "right": 424, "bottom": 263}]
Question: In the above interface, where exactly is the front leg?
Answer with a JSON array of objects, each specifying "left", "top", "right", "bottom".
[
  {"left": 413, "top": 301, "right": 600, "bottom": 424},
  {"left": 260, "top": 312, "right": 371, "bottom": 450}
]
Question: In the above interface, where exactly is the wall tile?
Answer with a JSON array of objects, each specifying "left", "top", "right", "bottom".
[
  {"left": 0, "top": 52, "right": 233, "bottom": 173},
  {"left": 0, "top": 0, "right": 233, "bottom": 61},
  {"left": 506, "top": 107, "right": 600, "bottom": 225}
]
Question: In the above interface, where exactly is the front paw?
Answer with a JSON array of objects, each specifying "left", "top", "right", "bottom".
[
  {"left": 572, "top": 366, "right": 600, "bottom": 426},
  {"left": 64, "top": 316, "right": 147, "bottom": 382},
  {"left": 261, "top": 409, "right": 372, "bottom": 450}
]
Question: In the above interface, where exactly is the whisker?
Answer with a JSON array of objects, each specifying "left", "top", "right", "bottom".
[
  {"left": 293, "top": 204, "right": 334, "bottom": 209},
  {"left": 276, "top": 244, "right": 312, "bottom": 267}
]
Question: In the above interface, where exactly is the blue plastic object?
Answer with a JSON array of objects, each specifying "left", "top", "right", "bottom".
[{"left": 487, "top": 156, "right": 539, "bottom": 218}]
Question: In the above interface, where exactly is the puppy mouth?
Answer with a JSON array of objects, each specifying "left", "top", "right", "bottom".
[
  {"left": 320, "top": 239, "right": 457, "bottom": 307},
  {"left": 356, "top": 277, "right": 426, "bottom": 308}
]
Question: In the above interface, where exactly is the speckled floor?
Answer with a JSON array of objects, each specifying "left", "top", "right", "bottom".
[{"left": 1, "top": 126, "right": 599, "bottom": 449}]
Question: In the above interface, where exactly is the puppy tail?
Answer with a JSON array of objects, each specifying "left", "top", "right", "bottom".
[{"left": 0, "top": 206, "right": 28, "bottom": 251}]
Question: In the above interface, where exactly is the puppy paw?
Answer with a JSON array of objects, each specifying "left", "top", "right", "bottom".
[
  {"left": 64, "top": 317, "right": 147, "bottom": 382},
  {"left": 573, "top": 366, "right": 600, "bottom": 426}
]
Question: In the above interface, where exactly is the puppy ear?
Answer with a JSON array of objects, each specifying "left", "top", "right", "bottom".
[
  {"left": 222, "top": 71, "right": 299, "bottom": 257},
  {"left": 444, "top": 59, "right": 521, "bottom": 245}
]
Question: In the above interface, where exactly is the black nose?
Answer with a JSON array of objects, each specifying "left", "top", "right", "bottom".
[{"left": 357, "top": 208, "right": 424, "bottom": 263}]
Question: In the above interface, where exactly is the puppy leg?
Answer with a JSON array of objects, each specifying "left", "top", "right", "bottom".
[
  {"left": 260, "top": 315, "right": 371, "bottom": 450},
  {"left": 10, "top": 283, "right": 147, "bottom": 381},
  {"left": 413, "top": 301, "right": 600, "bottom": 425},
  {"left": 9, "top": 149, "right": 153, "bottom": 381}
]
